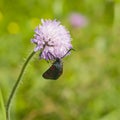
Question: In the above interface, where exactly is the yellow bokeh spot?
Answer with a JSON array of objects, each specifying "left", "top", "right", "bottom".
[
  {"left": 30, "top": 18, "right": 40, "bottom": 29},
  {"left": 0, "top": 11, "right": 3, "bottom": 21},
  {"left": 7, "top": 22, "right": 20, "bottom": 34}
]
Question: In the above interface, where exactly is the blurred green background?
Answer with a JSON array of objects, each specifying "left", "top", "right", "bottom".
[{"left": 0, "top": 0, "right": 120, "bottom": 120}]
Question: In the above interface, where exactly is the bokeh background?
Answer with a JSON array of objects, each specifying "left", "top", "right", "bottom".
[{"left": 0, "top": 0, "right": 120, "bottom": 120}]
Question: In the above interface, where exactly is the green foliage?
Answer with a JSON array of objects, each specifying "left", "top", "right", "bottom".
[
  {"left": 0, "top": 90, "right": 6, "bottom": 120},
  {"left": 0, "top": 0, "right": 120, "bottom": 120}
]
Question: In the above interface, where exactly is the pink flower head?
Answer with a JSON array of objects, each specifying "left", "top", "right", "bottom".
[
  {"left": 69, "top": 13, "right": 88, "bottom": 28},
  {"left": 31, "top": 19, "right": 72, "bottom": 60}
]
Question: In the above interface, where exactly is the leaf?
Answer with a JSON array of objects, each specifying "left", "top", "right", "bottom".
[
  {"left": 99, "top": 109, "right": 120, "bottom": 120},
  {"left": 0, "top": 89, "right": 6, "bottom": 120}
]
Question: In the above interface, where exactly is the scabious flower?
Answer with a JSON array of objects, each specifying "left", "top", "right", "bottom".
[
  {"left": 69, "top": 13, "right": 88, "bottom": 28},
  {"left": 31, "top": 19, "right": 72, "bottom": 60}
]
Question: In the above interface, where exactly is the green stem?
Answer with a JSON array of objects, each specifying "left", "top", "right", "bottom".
[{"left": 6, "top": 51, "right": 36, "bottom": 120}]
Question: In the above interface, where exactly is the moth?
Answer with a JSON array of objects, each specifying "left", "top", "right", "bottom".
[{"left": 42, "top": 49, "right": 73, "bottom": 80}]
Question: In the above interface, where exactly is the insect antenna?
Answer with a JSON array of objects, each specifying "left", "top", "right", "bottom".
[{"left": 61, "top": 48, "right": 75, "bottom": 59}]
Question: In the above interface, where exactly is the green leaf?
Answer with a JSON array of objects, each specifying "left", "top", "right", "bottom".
[
  {"left": 0, "top": 89, "right": 6, "bottom": 120},
  {"left": 99, "top": 109, "right": 120, "bottom": 120}
]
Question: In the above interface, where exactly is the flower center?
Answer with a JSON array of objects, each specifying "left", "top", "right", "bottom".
[{"left": 43, "top": 38, "right": 54, "bottom": 48}]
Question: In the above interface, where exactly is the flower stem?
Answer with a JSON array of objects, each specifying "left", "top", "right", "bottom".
[{"left": 6, "top": 51, "right": 36, "bottom": 120}]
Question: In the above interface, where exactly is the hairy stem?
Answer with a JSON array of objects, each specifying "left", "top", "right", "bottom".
[{"left": 6, "top": 51, "right": 36, "bottom": 120}]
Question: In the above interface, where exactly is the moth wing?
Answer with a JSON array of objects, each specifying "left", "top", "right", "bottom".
[{"left": 42, "top": 65, "right": 63, "bottom": 80}]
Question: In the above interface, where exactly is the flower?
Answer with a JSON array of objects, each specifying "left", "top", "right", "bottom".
[
  {"left": 31, "top": 19, "right": 72, "bottom": 60},
  {"left": 69, "top": 13, "right": 88, "bottom": 28}
]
